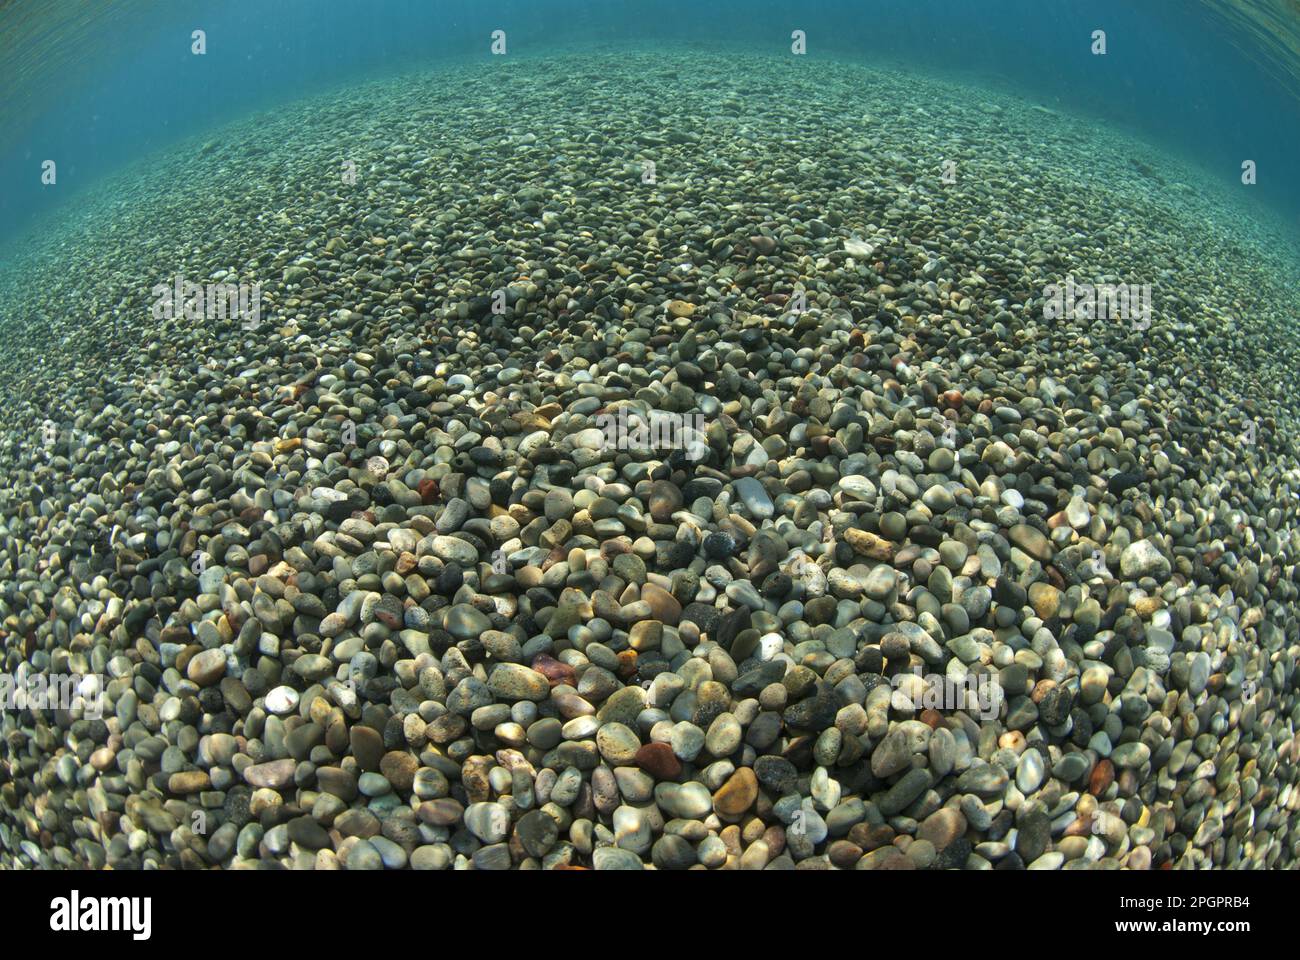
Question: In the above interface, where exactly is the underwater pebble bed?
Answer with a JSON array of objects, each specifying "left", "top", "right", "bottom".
[{"left": 1, "top": 52, "right": 1299, "bottom": 870}]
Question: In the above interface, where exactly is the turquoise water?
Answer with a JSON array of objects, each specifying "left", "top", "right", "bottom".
[{"left": 2, "top": 0, "right": 1299, "bottom": 250}]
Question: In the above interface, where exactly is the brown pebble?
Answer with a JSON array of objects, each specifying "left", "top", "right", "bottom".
[
  {"left": 380, "top": 751, "right": 418, "bottom": 793},
  {"left": 917, "top": 808, "right": 966, "bottom": 850},
  {"left": 416, "top": 798, "right": 463, "bottom": 826},
  {"left": 167, "top": 771, "right": 210, "bottom": 794},
  {"left": 919, "top": 708, "right": 944, "bottom": 729},
  {"left": 849, "top": 822, "right": 894, "bottom": 851},
  {"left": 845, "top": 528, "right": 895, "bottom": 560},
  {"left": 1029, "top": 679, "right": 1056, "bottom": 704},
  {"left": 531, "top": 653, "right": 576, "bottom": 688},
  {"left": 634, "top": 742, "right": 681, "bottom": 780},
  {"left": 828, "top": 839, "right": 864, "bottom": 868},
  {"left": 1089, "top": 758, "right": 1115, "bottom": 796},
  {"left": 349, "top": 725, "right": 384, "bottom": 772},
  {"left": 762, "top": 824, "right": 786, "bottom": 857}
]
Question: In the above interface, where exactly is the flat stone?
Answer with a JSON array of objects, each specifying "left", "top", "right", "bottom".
[
  {"left": 244, "top": 759, "right": 296, "bottom": 790},
  {"left": 1008, "top": 524, "right": 1053, "bottom": 562},
  {"left": 733, "top": 476, "right": 773, "bottom": 519},
  {"left": 956, "top": 764, "right": 1008, "bottom": 800},
  {"left": 488, "top": 663, "right": 550, "bottom": 701},
  {"left": 445, "top": 604, "right": 492, "bottom": 640},
  {"left": 875, "top": 768, "right": 931, "bottom": 816},
  {"left": 288, "top": 816, "right": 332, "bottom": 849},
  {"left": 1111, "top": 741, "right": 1151, "bottom": 769},
  {"left": 596, "top": 722, "right": 641, "bottom": 764}
]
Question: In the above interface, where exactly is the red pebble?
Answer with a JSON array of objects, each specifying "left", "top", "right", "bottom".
[
  {"left": 531, "top": 654, "right": 576, "bottom": 688},
  {"left": 1089, "top": 758, "right": 1115, "bottom": 796},
  {"left": 635, "top": 742, "right": 682, "bottom": 780}
]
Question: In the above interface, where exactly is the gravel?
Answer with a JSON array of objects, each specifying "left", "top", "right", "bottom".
[{"left": 1, "top": 51, "right": 1298, "bottom": 871}]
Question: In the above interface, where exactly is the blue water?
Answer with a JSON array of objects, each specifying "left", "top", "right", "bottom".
[{"left": 2, "top": 0, "right": 1299, "bottom": 251}]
